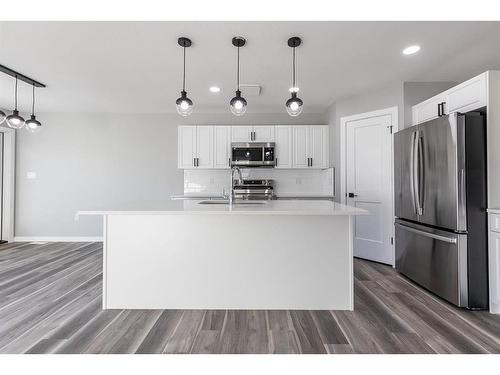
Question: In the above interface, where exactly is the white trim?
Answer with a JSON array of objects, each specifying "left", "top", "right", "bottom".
[
  {"left": 0, "top": 126, "right": 15, "bottom": 243},
  {"left": 14, "top": 236, "right": 103, "bottom": 242},
  {"left": 339, "top": 106, "right": 399, "bottom": 266}
]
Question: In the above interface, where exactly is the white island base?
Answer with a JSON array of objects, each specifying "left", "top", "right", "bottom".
[{"left": 78, "top": 200, "right": 367, "bottom": 310}]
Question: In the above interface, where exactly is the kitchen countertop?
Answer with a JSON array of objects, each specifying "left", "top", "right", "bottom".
[
  {"left": 76, "top": 199, "right": 367, "bottom": 217},
  {"left": 170, "top": 194, "right": 335, "bottom": 201}
]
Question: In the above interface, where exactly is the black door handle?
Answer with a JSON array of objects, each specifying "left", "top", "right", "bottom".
[{"left": 348, "top": 193, "right": 358, "bottom": 198}]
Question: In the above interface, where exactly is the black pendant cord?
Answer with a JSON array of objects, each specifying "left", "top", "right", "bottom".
[
  {"left": 237, "top": 46, "right": 240, "bottom": 91},
  {"left": 182, "top": 46, "right": 186, "bottom": 92},
  {"left": 14, "top": 76, "right": 18, "bottom": 110},
  {"left": 31, "top": 85, "right": 35, "bottom": 116},
  {"left": 292, "top": 46, "right": 296, "bottom": 89}
]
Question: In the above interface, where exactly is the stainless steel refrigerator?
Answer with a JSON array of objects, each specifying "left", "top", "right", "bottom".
[{"left": 394, "top": 112, "right": 488, "bottom": 309}]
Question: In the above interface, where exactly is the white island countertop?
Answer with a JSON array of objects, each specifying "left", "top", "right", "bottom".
[{"left": 76, "top": 200, "right": 367, "bottom": 217}]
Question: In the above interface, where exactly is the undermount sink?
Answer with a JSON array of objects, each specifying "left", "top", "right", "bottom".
[{"left": 197, "top": 200, "right": 267, "bottom": 205}]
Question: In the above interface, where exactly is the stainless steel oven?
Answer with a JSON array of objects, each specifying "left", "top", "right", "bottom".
[{"left": 231, "top": 142, "right": 275, "bottom": 167}]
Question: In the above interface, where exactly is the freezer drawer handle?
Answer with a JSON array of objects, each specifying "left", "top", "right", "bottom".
[{"left": 395, "top": 223, "right": 457, "bottom": 244}]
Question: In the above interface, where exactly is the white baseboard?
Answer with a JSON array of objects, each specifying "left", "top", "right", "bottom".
[{"left": 14, "top": 236, "right": 103, "bottom": 243}]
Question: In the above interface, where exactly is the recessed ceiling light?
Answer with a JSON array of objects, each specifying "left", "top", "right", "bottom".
[
  {"left": 402, "top": 45, "right": 421, "bottom": 55},
  {"left": 209, "top": 86, "right": 221, "bottom": 93}
]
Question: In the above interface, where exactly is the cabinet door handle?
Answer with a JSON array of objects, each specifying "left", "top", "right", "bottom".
[
  {"left": 196, "top": 158, "right": 199, "bottom": 167},
  {"left": 193, "top": 158, "right": 195, "bottom": 167},
  {"left": 228, "top": 158, "right": 231, "bottom": 167},
  {"left": 310, "top": 157, "right": 313, "bottom": 167},
  {"left": 275, "top": 158, "right": 278, "bottom": 167},
  {"left": 437, "top": 103, "right": 442, "bottom": 117}
]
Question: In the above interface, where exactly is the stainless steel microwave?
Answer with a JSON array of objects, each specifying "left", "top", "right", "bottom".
[{"left": 231, "top": 142, "right": 275, "bottom": 167}]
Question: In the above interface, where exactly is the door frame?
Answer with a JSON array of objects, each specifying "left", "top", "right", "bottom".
[
  {"left": 339, "top": 106, "right": 398, "bottom": 265},
  {"left": 0, "top": 126, "right": 15, "bottom": 243}
]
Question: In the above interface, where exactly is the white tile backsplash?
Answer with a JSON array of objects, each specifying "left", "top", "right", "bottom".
[{"left": 184, "top": 168, "right": 334, "bottom": 196}]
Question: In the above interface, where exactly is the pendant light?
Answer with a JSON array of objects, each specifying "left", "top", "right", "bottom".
[
  {"left": 25, "top": 84, "right": 42, "bottom": 133},
  {"left": 285, "top": 37, "right": 303, "bottom": 116},
  {"left": 230, "top": 37, "right": 247, "bottom": 116},
  {"left": 6, "top": 76, "right": 25, "bottom": 129},
  {"left": 176, "top": 37, "right": 194, "bottom": 116},
  {"left": 0, "top": 109, "right": 6, "bottom": 125}
]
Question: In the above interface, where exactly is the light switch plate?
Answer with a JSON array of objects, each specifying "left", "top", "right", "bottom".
[{"left": 27, "top": 171, "right": 37, "bottom": 179}]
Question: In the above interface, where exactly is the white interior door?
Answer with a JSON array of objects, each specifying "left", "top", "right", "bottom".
[{"left": 346, "top": 114, "right": 394, "bottom": 265}]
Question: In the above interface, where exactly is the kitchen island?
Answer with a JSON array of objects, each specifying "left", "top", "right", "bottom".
[{"left": 77, "top": 200, "right": 367, "bottom": 310}]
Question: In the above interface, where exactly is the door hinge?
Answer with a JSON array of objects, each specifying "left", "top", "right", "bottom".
[
  {"left": 391, "top": 237, "right": 394, "bottom": 245},
  {"left": 387, "top": 125, "right": 393, "bottom": 134}
]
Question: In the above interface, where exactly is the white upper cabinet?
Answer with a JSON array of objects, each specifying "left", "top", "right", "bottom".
[
  {"left": 253, "top": 126, "right": 275, "bottom": 142},
  {"left": 231, "top": 126, "right": 275, "bottom": 142},
  {"left": 214, "top": 126, "right": 231, "bottom": 169},
  {"left": 179, "top": 125, "right": 329, "bottom": 170},
  {"left": 196, "top": 126, "right": 214, "bottom": 169},
  {"left": 412, "top": 72, "right": 488, "bottom": 125},
  {"left": 275, "top": 126, "right": 293, "bottom": 169},
  {"left": 309, "top": 126, "right": 329, "bottom": 169},
  {"left": 446, "top": 72, "right": 487, "bottom": 114},
  {"left": 178, "top": 126, "right": 214, "bottom": 169},
  {"left": 231, "top": 126, "right": 253, "bottom": 142},
  {"left": 412, "top": 94, "right": 447, "bottom": 125},
  {"left": 292, "top": 125, "right": 329, "bottom": 169},
  {"left": 292, "top": 126, "right": 309, "bottom": 168},
  {"left": 178, "top": 126, "right": 197, "bottom": 169}
]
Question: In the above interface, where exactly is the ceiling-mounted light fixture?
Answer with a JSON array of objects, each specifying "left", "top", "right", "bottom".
[
  {"left": 230, "top": 37, "right": 247, "bottom": 116},
  {"left": 175, "top": 37, "right": 194, "bottom": 116},
  {"left": 25, "top": 84, "right": 42, "bottom": 133},
  {"left": 5, "top": 76, "right": 25, "bottom": 129},
  {"left": 285, "top": 37, "right": 303, "bottom": 117}
]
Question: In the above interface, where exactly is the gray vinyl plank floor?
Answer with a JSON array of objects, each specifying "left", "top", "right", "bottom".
[{"left": 1, "top": 242, "right": 500, "bottom": 354}]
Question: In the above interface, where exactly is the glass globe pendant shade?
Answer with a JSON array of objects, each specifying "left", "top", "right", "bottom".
[
  {"left": 176, "top": 91, "right": 194, "bottom": 117},
  {"left": 230, "top": 90, "right": 247, "bottom": 116},
  {"left": 0, "top": 109, "right": 6, "bottom": 124},
  {"left": 6, "top": 110, "right": 25, "bottom": 129},
  {"left": 286, "top": 93, "right": 303, "bottom": 117},
  {"left": 25, "top": 115, "right": 42, "bottom": 133}
]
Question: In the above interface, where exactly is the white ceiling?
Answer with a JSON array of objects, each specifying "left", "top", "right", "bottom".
[{"left": 1, "top": 21, "right": 500, "bottom": 115}]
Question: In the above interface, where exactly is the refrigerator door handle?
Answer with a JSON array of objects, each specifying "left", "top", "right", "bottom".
[
  {"left": 417, "top": 131, "right": 425, "bottom": 215},
  {"left": 411, "top": 131, "right": 420, "bottom": 215},
  {"left": 395, "top": 223, "right": 457, "bottom": 244}
]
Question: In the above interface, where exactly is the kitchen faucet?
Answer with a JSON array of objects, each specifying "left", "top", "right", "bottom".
[{"left": 229, "top": 166, "right": 243, "bottom": 205}]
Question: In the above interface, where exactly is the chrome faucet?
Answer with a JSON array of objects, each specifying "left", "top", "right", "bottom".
[{"left": 229, "top": 166, "right": 243, "bottom": 205}]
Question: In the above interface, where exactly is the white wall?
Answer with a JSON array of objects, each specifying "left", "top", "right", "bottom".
[{"left": 14, "top": 111, "right": 326, "bottom": 237}]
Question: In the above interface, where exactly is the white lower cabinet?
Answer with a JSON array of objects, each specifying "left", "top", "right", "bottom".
[
  {"left": 489, "top": 213, "right": 500, "bottom": 314},
  {"left": 275, "top": 126, "right": 293, "bottom": 168},
  {"left": 214, "top": 126, "right": 231, "bottom": 169},
  {"left": 292, "top": 125, "right": 329, "bottom": 169}
]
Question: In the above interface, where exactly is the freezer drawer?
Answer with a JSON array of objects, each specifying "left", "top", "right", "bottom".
[{"left": 395, "top": 220, "right": 468, "bottom": 307}]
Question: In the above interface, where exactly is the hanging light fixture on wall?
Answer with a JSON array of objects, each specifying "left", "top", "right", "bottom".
[
  {"left": 230, "top": 37, "right": 247, "bottom": 116},
  {"left": 175, "top": 37, "right": 194, "bottom": 116},
  {"left": 285, "top": 37, "right": 303, "bottom": 117},
  {"left": 5, "top": 76, "right": 25, "bottom": 129},
  {"left": 25, "top": 84, "right": 42, "bottom": 133}
]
